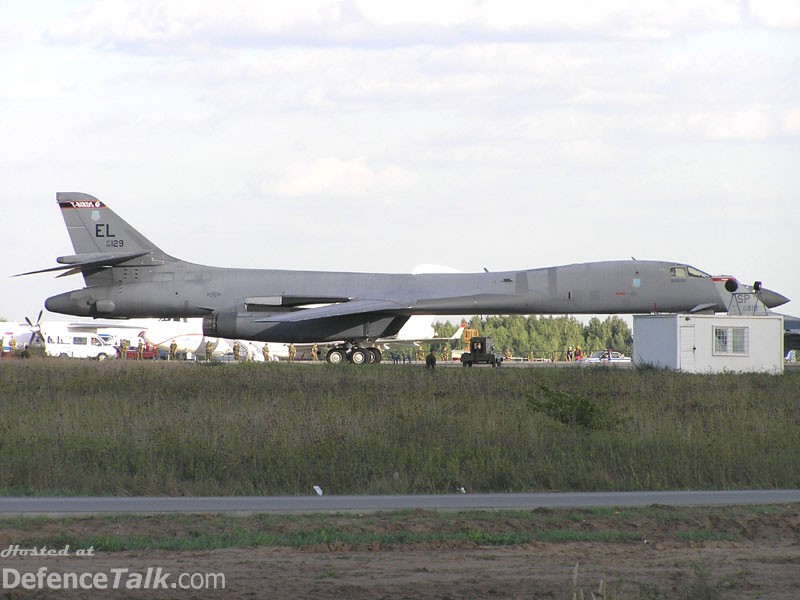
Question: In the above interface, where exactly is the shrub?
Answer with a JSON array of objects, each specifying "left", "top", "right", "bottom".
[{"left": 526, "top": 384, "right": 606, "bottom": 430}]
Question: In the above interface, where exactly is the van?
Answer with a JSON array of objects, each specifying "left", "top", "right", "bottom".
[{"left": 45, "top": 333, "right": 116, "bottom": 360}]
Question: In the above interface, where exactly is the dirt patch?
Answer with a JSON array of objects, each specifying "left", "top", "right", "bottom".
[
  {"left": 2, "top": 506, "right": 799, "bottom": 598},
  {"left": 3, "top": 541, "right": 799, "bottom": 599}
]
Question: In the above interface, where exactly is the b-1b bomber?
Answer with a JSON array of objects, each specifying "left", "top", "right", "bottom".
[{"left": 18, "top": 193, "right": 789, "bottom": 364}]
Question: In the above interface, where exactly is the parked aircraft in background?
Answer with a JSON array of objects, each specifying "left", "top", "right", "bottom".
[
  {"left": 18, "top": 192, "right": 790, "bottom": 364},
  {"left": 142, "top": 318, "right": 230, "bottom": 359},
  {"left": 0, "top": 318, "right": 119, "bottom": 360},
  {"left": 4, "top": 313, "right": 463, "bottom": 362},
  {"left": 1, "top": 321, "right": 34, "bottom": 353},
  {"left": 782, "top": 314, "right": 800, "bottom": 353},
  {"left": 143, "top": 315, "right": 464, "bottom": 361}
]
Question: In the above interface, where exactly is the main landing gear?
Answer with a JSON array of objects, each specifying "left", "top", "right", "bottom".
[{"left": 325, "top": 344, "right": 382, "bottom": 365}]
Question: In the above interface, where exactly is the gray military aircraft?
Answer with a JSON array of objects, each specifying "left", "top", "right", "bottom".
[{"left": 18, "top": 192, "right": 790, "bottom": 364}]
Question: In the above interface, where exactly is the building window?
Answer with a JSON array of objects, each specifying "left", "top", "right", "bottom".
[{"left": 713, "top": 326, "right": 749, "bottom": 355}]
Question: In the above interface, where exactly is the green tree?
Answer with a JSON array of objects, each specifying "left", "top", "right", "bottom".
[
  {"left": 582, "top": 316, "right": 632, "bottom": 355},
  {"left": 434, "top": 315, "right": 632, "bottom": 358}
]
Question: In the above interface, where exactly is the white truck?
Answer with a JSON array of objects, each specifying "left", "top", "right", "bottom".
[{"left": 44, "top": 332, "right": 116, "bottom": 360}]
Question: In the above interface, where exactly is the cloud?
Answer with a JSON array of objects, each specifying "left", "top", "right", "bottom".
[
  {"left": 634, "top": 106, "right": 788, "bottom": 141},
  {"left": 749, "top": 0, "right": 800, "bottom": 29},
  {"left": 782, "top": 108, "right": 800, "bottom": 135},
  {"left": 266, "top": 157, "right": 417, "bottom": 198},
  {"left": 45, "top": 0, "right": 349, "bottom": 51},
  {"left": 45, "top": 0, "right": 749, "bottom": 53}
]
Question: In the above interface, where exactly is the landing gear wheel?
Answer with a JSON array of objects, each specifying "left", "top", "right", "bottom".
[
  {"left": 326, "top": 348, "right": 346, "bottom": 364},
  {"left": 368, "top": 348, "right": 382, "bottom": 364},
  {"left": 350, "top": 348, "right": 370, "bottom": 365}
]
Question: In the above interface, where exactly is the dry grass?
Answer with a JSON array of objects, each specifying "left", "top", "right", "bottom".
[{"left": 1, "top": 359, "right": 798, "bottom": 496}]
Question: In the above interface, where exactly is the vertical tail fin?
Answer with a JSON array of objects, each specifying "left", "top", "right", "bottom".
[
  {"left": 55, "top": 192, "right": 178, "bottom": 286},
  {"left": 57, "top": 192, "right": 173, "bottom": 258}
]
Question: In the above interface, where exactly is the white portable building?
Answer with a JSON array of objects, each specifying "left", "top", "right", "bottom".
[{"left": 633, "top": 314, "right": 784, "bottom": 374}]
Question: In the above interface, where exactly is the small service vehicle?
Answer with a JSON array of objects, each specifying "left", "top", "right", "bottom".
[
  {"left": 581, "top": 350, "right": 631, "bottom": 363},
  {"left": 460, "top": 336, "right": 503, "bottom": 367},
  {"left": 45, "top": 333, "right": 116, "bottom": 360}
]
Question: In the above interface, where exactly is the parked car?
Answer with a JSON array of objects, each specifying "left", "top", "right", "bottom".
[
  {"left": 122, "top": 343, "right": 161, "bottom": 360},
  {"left": 581, "top": 350, "right": 632, "bottom": 363}
]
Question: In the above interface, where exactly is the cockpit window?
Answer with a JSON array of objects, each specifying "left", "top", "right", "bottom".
[
  {"left": 670, "top": 265, "right": 710, "bottom": 279},
  {"left": 669, "top": 266, "right": 687, "bottom": 278},
  {"left": 687, "top": 266, "right": 710, "bottom": 278}
]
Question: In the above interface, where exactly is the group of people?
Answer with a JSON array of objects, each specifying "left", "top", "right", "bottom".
[
  {"left": 117, "top": 338, "right": 158, "bottom": 360},
  {"left": 0, "top": 336, "right": 18, "bottom": 357},
  {"left": 566, "top": 346, "right": 583, "bottom": 361},
  {"left": 200, "top": 341, "right": 321, "bottom": 362}
]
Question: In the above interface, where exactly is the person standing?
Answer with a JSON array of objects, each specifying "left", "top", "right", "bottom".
[{"left": 425, "top": 348, "right": 437, "bottom": 369}]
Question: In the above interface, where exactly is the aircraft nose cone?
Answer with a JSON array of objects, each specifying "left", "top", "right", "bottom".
[{"left": 760, "top": 288, "right": 790, "bottom": 308}]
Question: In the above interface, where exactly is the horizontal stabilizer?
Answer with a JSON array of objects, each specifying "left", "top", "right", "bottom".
[
  {"left": 13, "top": 251, "right": 150, "bottom": 277},
  {"left": 689, "top": 302, "right": 717, "bottom": 313},
  {"left": 255, "top": 299, "right": 408, "bottom": 323}
]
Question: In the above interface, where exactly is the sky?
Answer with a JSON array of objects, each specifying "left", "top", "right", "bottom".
[{"left": 1, "top": 0, "right": 798, "bottom": 323}]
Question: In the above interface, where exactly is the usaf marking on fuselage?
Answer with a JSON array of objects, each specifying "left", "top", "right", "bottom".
[{"left": 17, "top": 192, "right": 790, "bottom": 364}]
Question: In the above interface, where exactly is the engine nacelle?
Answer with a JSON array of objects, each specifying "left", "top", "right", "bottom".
[{"left": 203, "top": 311, "right": 408, "bottom": 344}]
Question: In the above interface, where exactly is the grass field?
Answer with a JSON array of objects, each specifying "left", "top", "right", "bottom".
[
  {"left": 0, "top": 504, "right": 785, "bottom": 552},
  {"left": 1, "top": 359, "right": 798, "bottom": 496}
]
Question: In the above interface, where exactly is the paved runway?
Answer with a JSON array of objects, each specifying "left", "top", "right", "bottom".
[{"left": 1, "top": 490, "right": 798, "bottom": 516}]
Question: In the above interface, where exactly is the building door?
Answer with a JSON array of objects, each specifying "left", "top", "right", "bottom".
[{"left": 679, "top": 325, "right": 696, "bottom": 373}]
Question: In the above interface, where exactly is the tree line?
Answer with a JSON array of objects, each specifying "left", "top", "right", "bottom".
[{"left": 433, "top": 315, "right": 633, "bottom": 360}]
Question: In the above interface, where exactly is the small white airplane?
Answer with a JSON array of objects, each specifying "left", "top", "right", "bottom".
[
  {"left": 1, "top": 320, "right": 34, "bottom": 352},
  {"left": 377, "top": 319, "right": 465, "bottom": 352},
  {"left": 141, "top": 318, "right": 231, "bottom": 359},
  {"left": 2, "top": 313, "right": 123, "bottom": 350}
]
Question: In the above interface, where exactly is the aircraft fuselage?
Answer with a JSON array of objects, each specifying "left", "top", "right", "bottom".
[{"left": 46, "top": 259, "right": 725, "bottom": 343}]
